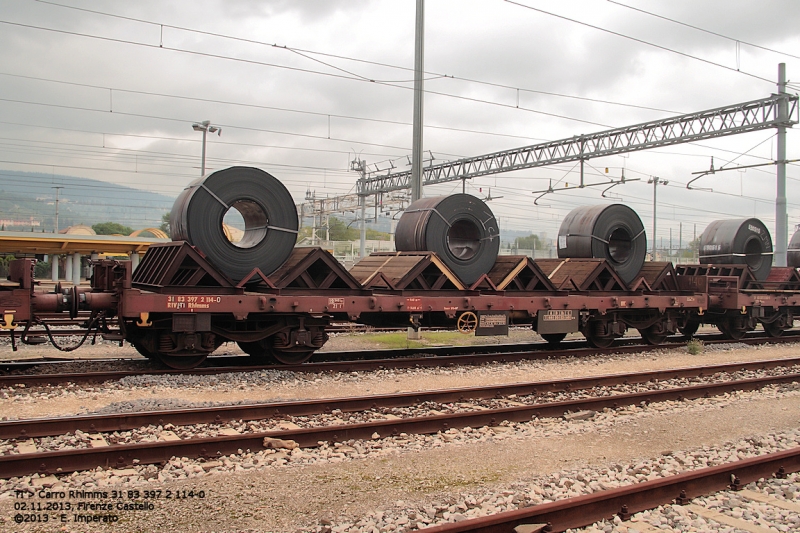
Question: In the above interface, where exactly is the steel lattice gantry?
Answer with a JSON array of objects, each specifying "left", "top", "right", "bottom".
[{"left": 357, "top": 94, "right": 799, "bottom": 196}]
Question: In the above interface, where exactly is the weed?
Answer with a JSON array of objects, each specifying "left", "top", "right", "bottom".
[{"left": 686, "top": 338, "right": 704, "bottom": 355}]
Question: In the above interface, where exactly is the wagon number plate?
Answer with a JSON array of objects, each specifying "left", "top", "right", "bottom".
[{"left": 537, "top": 309, "right": 578, "bottom": 334}]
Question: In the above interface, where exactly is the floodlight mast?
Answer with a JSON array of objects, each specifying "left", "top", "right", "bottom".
[{"left": 192, "top": 120, "right": 221, "bottom": 176}]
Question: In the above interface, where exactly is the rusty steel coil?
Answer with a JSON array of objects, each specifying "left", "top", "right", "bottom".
[
  {"left": 789, "top": 228, "right": 800, "bottom": 268},
  {"left": 557, "top": 204, "right": 647, "bottom": 284},
  {"left": 395, "top": 194, "right": 500, "bottom": 285},
  {"left": 170, "top": 166, "right": 298, "bottom": 282},
  {"left": 699, "top": 218, "right": 773, "bottom": 280}
]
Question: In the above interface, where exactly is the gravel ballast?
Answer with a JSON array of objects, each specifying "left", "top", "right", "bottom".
[{"left": 0, "top": 342, "right": 798, "bottom": 532}]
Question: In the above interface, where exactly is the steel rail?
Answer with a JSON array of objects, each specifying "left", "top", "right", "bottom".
[
  {"left": 1, "top": 357, "right": 798, "bottom": 440},
  {"left": 1, "top": 372, "right": 798, "bottom": 478},
  {"left": 1, "top": 332, "right": 798, "bottom": 387},
  {"left": 419, "top": 447, "right": 800, "bottom": 533}
]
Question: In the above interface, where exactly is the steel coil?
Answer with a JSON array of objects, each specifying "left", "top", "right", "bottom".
[
  {"left": 557, "top": 204, "right": 647, "bottom": 284},
  {"left": 699, "top": 218, "right": 772, "bottom": 280},
  {"left": 395, "top": 194, "right": 500, "bottom": 285},
  {"left": 789, "top": 228, "right": 800, "bottom": 268},
  {"left": 170, "top": 166, "right": 298, "bottom": 282}
]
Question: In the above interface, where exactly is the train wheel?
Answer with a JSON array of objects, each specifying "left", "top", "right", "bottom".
[
  {"left": 583, "top": 320, "right": 616, "bottom": 349},
  {"left": 585, "top": 334, "right": 614, "bottom": 348},
  {"left": 639, "top": 326, "right": 667, "bottom": 346},
  {"left": 271, "top": 348, "right": 315, "bottom": 365},
  {"left": 457, "top": 312, "right": 478, "bottom": 334},
  {"left": 131, "top": 341, "right": 157, "bottom": 360},
  {"left": 155, "top": 353, "right": 208, "bottom": 370},
  {"left": 679, "top": 320, "right": 700, "bottom": 339},
  {"left": 541, "top": 333, "right": 566, "bottom": 345},
  {"left": 584, "top": 327, "right": 615, "bottom": 348},
  {"left": 719, "top": 319, "right": 747, "bottom": 340},
  {"left": 763, "top": 321, "right": 784, "bottom": 338},
  {"left": 237, "top": 341, "right": 276, "bottom": 363}
]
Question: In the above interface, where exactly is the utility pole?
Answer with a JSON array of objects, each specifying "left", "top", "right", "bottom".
[
  {"left": 776, "top": 63, "right": 788, "bottom": 266},
  {"left": 51, "top": 186, "right": 63, "bottom": 233},
  {"left": 410, "top": 0, "right": 425, "bottom": 202},
  {"left": 647, "top": 176, "right": 668, "bottom": 260}
]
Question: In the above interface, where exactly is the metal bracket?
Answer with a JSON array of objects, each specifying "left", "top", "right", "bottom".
[
  {"left": 137, "top": 312, "right": 152, "bottom": 327},
  {"left": 0, "top": 313, "right": 16, "bottom": 330}
]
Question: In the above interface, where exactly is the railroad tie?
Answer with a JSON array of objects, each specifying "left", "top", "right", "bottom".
[
  {"left": 617, "top": 523, "right": 663, "bottom": 533},
  {"left": 686, "top": 503, "right": 775, "bottom": 533},
  {"left": 513, "top": 524, "right": 548, "bottom": 533},
  {"left": 738, "top": 489, "right": 800, "bottom": 513}
]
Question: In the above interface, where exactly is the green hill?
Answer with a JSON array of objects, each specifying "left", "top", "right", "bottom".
[{"left": 0, "top": 170, "right": 175, "bottom": 232}]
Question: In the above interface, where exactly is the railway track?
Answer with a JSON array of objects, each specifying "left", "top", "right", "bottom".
[
  {"left": 1, "top": 332, "right": 798, "bottom": 388},
  {"left": 2, "top": 357, "right": 799, "bottom": 440},
  {"left": 421, "top": 447, "right": 800, "bottom": 533},
  {"left": 2, "top": 359, "right": 798, "bottom": 478}
]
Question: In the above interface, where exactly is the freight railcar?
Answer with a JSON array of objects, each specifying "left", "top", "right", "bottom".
[{"left": 0, "top": 167, "right": 796, "bottom": 369}]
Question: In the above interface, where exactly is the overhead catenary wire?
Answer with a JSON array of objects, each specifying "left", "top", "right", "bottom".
[
  {"left": 0, "top": 120, "right": 404, "bottom": 160},
  {"left": 0, "top": 72, "right": 547, "bottom": 143},
  {"left": 0, "top": 95, "right": 431, "bottom": 153},
  {"left": 504, "top": 0, "right": 776, "bottom": 84},
  {"left": 606, "top": 0, "right": 800, "bottom": 61},
  {"left": 30, "top": 0, "right": 684, "bottom": 115},
  {"left": 0, "top": 19, "right": 621, "bottom": 129}
]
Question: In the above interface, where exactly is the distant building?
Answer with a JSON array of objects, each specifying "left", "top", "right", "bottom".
[{"left": 0, "top": 217, "right": 41, "bottom": 228}]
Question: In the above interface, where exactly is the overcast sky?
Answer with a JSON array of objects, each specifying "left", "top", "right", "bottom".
[{"left": 0, "top": 0, "right": 798, "bottom": 247}]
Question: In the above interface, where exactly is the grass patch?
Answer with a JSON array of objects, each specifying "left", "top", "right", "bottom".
[
  {"left": 686, "top": 338, "right": 705, "bottom": 355},
  {"left": 364, "top": 330, "right": 507, "bottom": 350}
]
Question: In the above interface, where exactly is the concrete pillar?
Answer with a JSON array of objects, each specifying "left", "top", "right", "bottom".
[
  {"left": 90, "top": 252, "right": 99, "bottom": 278},
  {"left": 72, "top": 252, "right": 81, "bottom": 284},
  {"left": 51, "top": 255, "right": 59, "bottom": 282},
  {"left": 130, "top": 252, "right": 140, "bottom": 271},
  {"left": 65, "top": 255, "right": 73, "bottom": 283}
]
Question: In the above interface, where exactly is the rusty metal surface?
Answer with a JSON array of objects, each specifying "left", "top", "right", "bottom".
[
  {"left": 131, "top": 242, "right": 236, "bottom": 293},
  {"left": 268, "top": 247, "right": 361, "bottom": 290},
  {"left": 351, "top": 252, "right": 465, "bottom": 291},
  {"left": 2, "top": 372, "right": 798, "bottom": 478},
  {"left": 3, "top": 357, "right": 798, "bottom": 440},
  {"left": 486, "top": 257, "right": 555, "bottom": 292},
  {"left": 535, "top": 259, "right": 627, "bottom": 291},
  {"left": 631, "top": 262, "right": 678, "bottom": 292},
  {"left": 420, "top": 447, "right": 800, "bottom": 533},
  {"left": 762, "top": 267, "right": 800, "bottom": 291}
]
